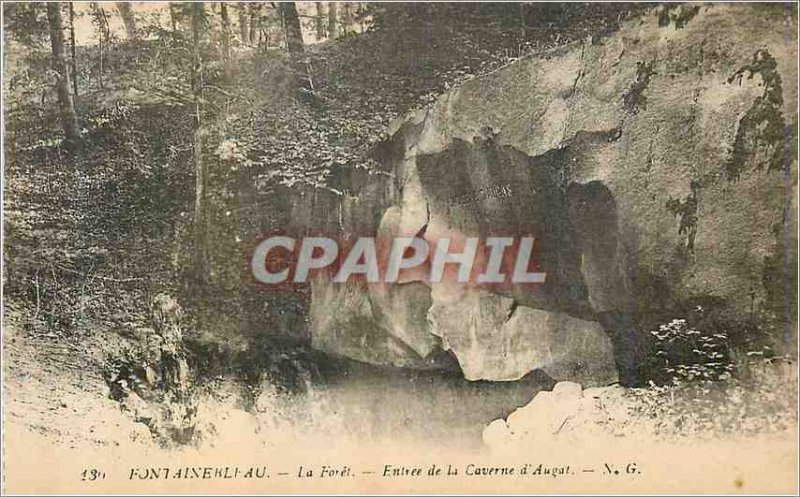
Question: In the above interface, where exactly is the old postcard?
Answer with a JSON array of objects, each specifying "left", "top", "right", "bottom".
[{"left": 2, "top": 2, "right": 798, "bottom": 495}]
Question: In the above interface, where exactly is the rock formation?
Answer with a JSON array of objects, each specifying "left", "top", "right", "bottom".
[{"left": 306, "top": 4, "right": 797, "bottom": 386}]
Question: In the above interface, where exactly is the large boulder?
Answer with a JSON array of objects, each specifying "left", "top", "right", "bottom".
[{"left": 308, "top": 4, "right": 797, "bottom": 385}]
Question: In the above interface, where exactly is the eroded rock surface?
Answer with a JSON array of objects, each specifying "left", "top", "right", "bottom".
[{"left": 308, "top": 4, "right": 797, "bottom": 385}]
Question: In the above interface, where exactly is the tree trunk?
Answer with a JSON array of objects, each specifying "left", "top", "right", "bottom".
[
  {"left": 46, "top": 3, "right": 80, "bottom": 148},
  {"left": 237, "top": 3, "right": 249, "bottom": 44},
  {"left": 327, "top": 2, "right": 337, "bottom": 39},
  {"left": 357, "top": 2, "right": 366, "bottom": 33},
  {"left": 68, "top": 2, "right": 78, "bottom": 99},
  {"left": 519, "top": 3, "right": 528, "bottom": 40},
  {"left": 88, "top": 3, "right": 110, "bottom": 89},
  {"left": 169, "top": 2, "right": 178, "bottom": 32},
  {"left": 281, "top": 2, "right": 304, "bottom": 55},
  {"left": 342, "top": 2, "right": 353, "bottom": 36},
  {"left": 115, "top": 2, "right": 137, "bottom": 40},
  {"left": 315, "top": 2, "right": 325, "bottom": 40},
  {"left": 219, "top": 2, "right": 232, "bottom": 80},
  {"left": 248, "top": 4, "right": 259, "bottom": 45},
  {"left": 190, "top": 3, "right": 208, "bottom": 284},
  {"left": 98, "top": 4, "right": 110, "bottom": 90}
]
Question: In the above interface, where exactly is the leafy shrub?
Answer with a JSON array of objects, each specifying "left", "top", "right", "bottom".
[
  {"left": 648, "top": 318, "right": 734, "bottom": 385},
  {"left": 625, "top": 356, "right": 797, "bottom": 439}
]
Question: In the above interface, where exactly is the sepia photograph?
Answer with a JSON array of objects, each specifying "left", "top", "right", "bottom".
[{"left": 1, "top": 1, "right": 798, "bottom": 494}]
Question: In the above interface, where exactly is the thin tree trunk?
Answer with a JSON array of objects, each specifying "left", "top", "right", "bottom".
[
  {"left": 315, "top": 2, "right": 325, "bottom": 41},
  {"left": 327, "top": 2, "right": 337, "bottom": 39},
  {"left": 98, "top": 14, "right": 104, "bottom": 89},
  {"left": 46, "top": 3, "right": 80, "bottom": 148},
  {"left": 220, "top": 2, "right": 232, "bottom": 81},
  {"left": 281, "top": 2, "right": 304, "bottom": 55},
  {"left": 88, "top": 3, "right": 110, "bottom": 90},
  {"left": 519, "top": 3, "right": 527, "bottom": 40},
  {"left": 169, "top": 2, "right": 178, "bottom": 32},
  {"left": 68, "top": 2, "right": 78, "bottom": 99},
  {"left": 190, "top": 3, "right": 208, "bottom": 284},
  {"left": 237, "top": 3, "right": 249, "bottom": 44},
  {"left": 116, "top": 2, "right": 137, "bottom": 40},
  {"left": 99, "top": 6, "right": 107, "bottom": 90},
  {"left": 248, "top": 4, "right": 258, "bottom": 45},
  {"left": 342, "top": 2, "right": 353, "bottom": 36},
  {"left": 95, "top": 4, "right": 110, "bottom": 90},
  {"left": 357, "top": 2, "right": 366, "bottom": 33}
]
